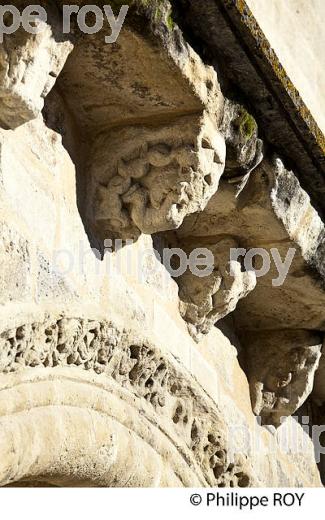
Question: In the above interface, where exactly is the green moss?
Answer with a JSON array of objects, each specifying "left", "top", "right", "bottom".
[
  {"left": 107, "top": 0, "right": 175, "bottom": 31},
  {"left": 146, "top": 0, "right": 175, "bottom": 30},
  {"left": 153, "top": 3, "right": 163, "bottom": 21},
  {"left": 235, "top": 109, "right": 257, "bottom": 141},
  {"left": 166, "top": 12, "right": 175, "bottom": 30}
]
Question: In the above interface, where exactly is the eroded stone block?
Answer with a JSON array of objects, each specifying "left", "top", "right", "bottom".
[{"left": 0, "top": 7, "right": 72, "bottom": 129}]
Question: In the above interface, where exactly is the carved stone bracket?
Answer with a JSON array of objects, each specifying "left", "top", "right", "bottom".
[
  {"left": 169, "top": 155, "right": 325, "bottom": 423},
  {"left": 87, "top": 114, "right": 226, "bottom": 240},
  {"left": 176, "top": 237, "right": 256, "bottom": 339},
  {"left": 244, "top": 330, "right": 322, "bottom": 426}
]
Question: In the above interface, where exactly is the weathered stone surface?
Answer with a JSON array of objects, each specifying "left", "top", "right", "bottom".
[
  {"left": 88, "top": 114, "right": 225, "bottom": 240},
  {"left": 0, "top": 3, "right": 72, "bottom": 129},
  {"left": 171, "top": 154, "right": 325, "bottom": 425},
  {"left": 246, "top": 0, "right": 325, "bottom": 135},
  {"left": 0, "top": 110, "right": 321, "bottom": 485},
  {"left": 0, "top": 309, "right": 320, "bottom": 487},
  {"left": 176, "top": 237, "right": 256, "bottom": 339},
  {"left": 176, "top": 157, "right": 325, "bottom": 333},
  {"left": 245, "top": 330, "right": 322, "bottom": 426},
  {"left": 0, "top": 315, "right": 253, "bottom": 487},
  {"left": 175, "top": 0, "right": 325, "bottom": 220},
  {"left": 0, "top": 0, "right": 324, "bottom": 488},
  {"left": 221, "top": 100, "right": 262, "bottom": 179}
]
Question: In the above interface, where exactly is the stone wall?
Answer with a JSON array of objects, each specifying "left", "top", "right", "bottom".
[
  {"left": 0, "top": 0, "right": 324, "bottom": 487},
  {"left": 246, "top": 0, "right": 325, "bottom": 135}
]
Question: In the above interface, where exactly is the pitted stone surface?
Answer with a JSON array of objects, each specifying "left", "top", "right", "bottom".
[
  {"left": 89, "top": 115, "right": 225, "bottom": 239},
  {"left": 0, "top": 0, "right": 323, "bottom": 488},
  {"left": 0, "top": 2, "right": 72, "bottom": 129}
]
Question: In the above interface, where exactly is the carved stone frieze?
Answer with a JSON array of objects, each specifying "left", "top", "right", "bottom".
[{"left": 0, "top": 315, "right": 254, "bottom": 487}]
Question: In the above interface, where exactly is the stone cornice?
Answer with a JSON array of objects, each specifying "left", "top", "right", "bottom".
[{"left": 174, "top": 0, "right": 325, "bottom": 218}]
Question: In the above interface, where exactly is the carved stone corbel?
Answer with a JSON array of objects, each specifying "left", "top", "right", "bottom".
[
  {"left": 176, "top": 237, "right": 256, "bottom": 339},
  {"left": 244, "top": 330, "right": 322, "bottom": 426},
  {"left": 88, "top": 113, "right": 226, "bottom": 240},
  {"left": 168, "top": 149, "right": 325, "bottom": 422}
]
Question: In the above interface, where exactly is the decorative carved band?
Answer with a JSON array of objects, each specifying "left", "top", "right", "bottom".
[{"left": 0, "top": 316, "right": 253, "bottom": 487}]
